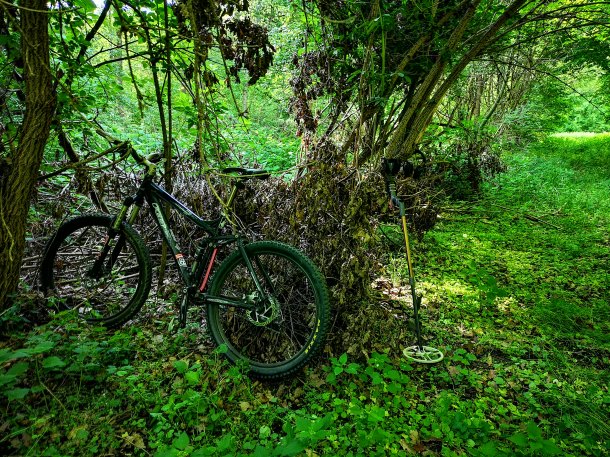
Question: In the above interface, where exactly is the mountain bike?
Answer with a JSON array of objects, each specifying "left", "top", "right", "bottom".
[{"left": 39, "top": 145, "right": 330, "bottom": 379}]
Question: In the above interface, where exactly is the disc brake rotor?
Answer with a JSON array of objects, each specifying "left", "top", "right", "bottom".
[{"left": 246, "top": 293, "right": 279, "bottom": 327}]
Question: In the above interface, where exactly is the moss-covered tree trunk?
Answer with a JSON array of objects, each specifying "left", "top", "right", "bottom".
[{"left": 0, "top": 0, "right": 55, "bottom": 308}]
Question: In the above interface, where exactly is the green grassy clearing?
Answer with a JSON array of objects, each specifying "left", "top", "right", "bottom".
[{"left": 1, "top": 134, "right": 609, "bottom": 456}]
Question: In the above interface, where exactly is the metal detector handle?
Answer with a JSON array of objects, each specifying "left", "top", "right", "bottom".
[
  {"left": 388, "top": 179, "right": 402, "bottom": 209},
  {"left": 381, "top": 158, "right": 403, "bottom": 209}
]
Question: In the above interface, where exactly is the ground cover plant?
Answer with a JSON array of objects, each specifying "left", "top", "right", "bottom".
[
  {"left": 1, "top": 134, "right": 608, "bottom": 456},
  {"left": 2, "top": 2, "right": 610, "bottom": 455}
]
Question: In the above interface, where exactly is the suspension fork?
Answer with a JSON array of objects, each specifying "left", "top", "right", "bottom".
[
  {"left": 253, "top": 255, "right": 277, "bottom": 295},
  {"left": 237, "top": 239, "right": 268, "bottom": 297},
  {"left": 109, "top": 201, "right": 143, "bottom": 265},
  {"left": 236, "top": 241, "right": 282, "bottom": 327},
  {"left": 90, "top": 196, "right": 143, "bottom": 277}
]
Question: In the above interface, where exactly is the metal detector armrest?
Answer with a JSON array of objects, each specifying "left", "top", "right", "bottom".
[{"left": 381, "top": 158, "right": 402, "bottom": 176}]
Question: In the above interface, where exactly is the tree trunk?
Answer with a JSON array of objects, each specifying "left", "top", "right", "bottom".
[
  {"left": 0, "top": 0, "right": 55, "bottom": 308},
  {"left": 385, "top": 0, "right": 528, "bottom": 160}
]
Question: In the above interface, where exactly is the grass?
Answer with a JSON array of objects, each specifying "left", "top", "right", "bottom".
[
  {"left": 405, "top": 133, "right": 610, "bottom": 454},
  {"left": 1, "top": 134, "right": 609, "bottom": 456}
]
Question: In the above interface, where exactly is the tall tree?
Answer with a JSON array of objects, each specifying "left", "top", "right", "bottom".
[
  {"left": 0, "top": 0, "right": 55, "bottom": 307},
  {"left": 274, "top": 0, "right": 610, "bottom": 310},
  {"left": 0, "top": 0, "right": 276, "bottom": 308},
  {"left": 292, "top": 0, "right": 610, "bottom": 164}
]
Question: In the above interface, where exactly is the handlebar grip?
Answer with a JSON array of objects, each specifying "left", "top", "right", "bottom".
[
  {"left": 130, "top": 147, "right": 163, "bottom": 167},
  {"left": 147, "top": 153, "right": 163, "bottom": 164},
  {"left": 221, "top": 167, "right": 271, "bottom": 180}
]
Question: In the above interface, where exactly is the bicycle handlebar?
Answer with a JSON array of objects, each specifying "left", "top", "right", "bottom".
[
  {"left": 129, "top": 147, "right": 163, "bottom": 175},
  {"left": 221, "top": 167, "right": 271, "bottom": 180},
  {"left": 128, "top": 145, "right": 272, "bottom": 192}
]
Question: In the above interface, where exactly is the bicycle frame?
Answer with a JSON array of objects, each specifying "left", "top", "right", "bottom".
[{"left": 112, "top": 173, "right": 258, "bottom": 313}]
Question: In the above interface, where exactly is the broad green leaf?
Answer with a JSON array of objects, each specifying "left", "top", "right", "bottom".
[
  {"left": 29, "top": 341, "right": 56, "bottom": 354},
  {"left": 477, "top": 441, "right": 501, "bottom": 456},
  {"left": 7, "top": 361, "right": 29, "bottom": 377},
  {"left": 541, "top": 439, "right": 562, "bottom": 456},
  {"left": 173, "top": 360, "right": 188, "bottom": 373},
  {"left": 184, "top": 371, "right": 200, "bottom": 385},
  {"left": 42, "top": 356, "right": 66, "bottom": 369},
  {"left": 216, "top": 434, "right": 234, "bottom": 451},
  {"left": 526, "top": 421, "right": 543, "bottom": 440},
  {"left": 508, "top": 432, "right": 528, "bottom": 447},
  {"left": 172, "top": 432, "right": 190, "bottom": 451},
  {"left": 0, "top": 374, "right": 17, "bottom": 387},
  {"left": 0, "top": 349, "right": 32, "bottom": 364},
  {"left": 153, "top": 448, "right": 179, "bottom": 457},
  {"left": 5, "top": 388, "right": 30, "bottom": 400},
  {"left": 273, "top": 438, "right": 307, "bottom": 456}
]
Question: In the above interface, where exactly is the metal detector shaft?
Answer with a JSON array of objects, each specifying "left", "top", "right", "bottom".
[
  {"left": 381, "top": 160, "right": 444, "bottom": 364},
  {"left": 399, "top": 202, "right": 424, "bottom": 350}
]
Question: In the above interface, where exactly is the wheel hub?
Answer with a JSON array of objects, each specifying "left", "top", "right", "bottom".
[{"left": 245, "top": 292, "right": 279, "bottom": 327}]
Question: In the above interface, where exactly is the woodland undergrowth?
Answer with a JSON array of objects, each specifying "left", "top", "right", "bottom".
[{"left": 1, "top": 134, "right": 609, "bottom": 456}]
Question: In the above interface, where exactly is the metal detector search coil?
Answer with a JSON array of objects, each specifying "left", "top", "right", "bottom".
[{"left": 403, "top": 345, "right": 444, "bottom": 364}]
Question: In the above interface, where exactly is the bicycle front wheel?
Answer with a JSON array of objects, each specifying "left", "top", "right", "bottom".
[
  {"left": 39, "top": 213, "right": 152, "bottom": 328},
  {"left": 206, "top": 241, "right": 330, "bottom": 379}
]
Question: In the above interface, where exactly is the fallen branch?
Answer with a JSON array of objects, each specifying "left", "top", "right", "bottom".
[{"left": 490, "top": 203, "right": 562, "bottom": 229}]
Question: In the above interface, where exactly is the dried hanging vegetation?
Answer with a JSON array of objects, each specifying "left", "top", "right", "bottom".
[
  {"left": 165, "top": 0, "right": 457, "bottom": 350},
  {"left": 174, "top": 0, "right": 275, "bottom": 86},
  {"left": 230, "top": 150, "right": 445, "bottom": 352}
]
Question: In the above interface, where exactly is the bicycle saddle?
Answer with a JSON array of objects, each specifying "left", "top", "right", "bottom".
[{"left": 222, "top": 167, "right": 271, "bottom": 180}]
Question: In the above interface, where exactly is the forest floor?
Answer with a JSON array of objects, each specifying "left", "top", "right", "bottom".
[{"left": 1, "top": 134, "right": 609, "bottom": 456}]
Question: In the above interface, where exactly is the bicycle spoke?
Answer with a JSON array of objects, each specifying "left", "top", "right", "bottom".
[
  {"left": 41, "top": 215, "right": 151, "bottom": 325},
  {"left": 209, "top": 245, "right": 323, "bottom": 368}
]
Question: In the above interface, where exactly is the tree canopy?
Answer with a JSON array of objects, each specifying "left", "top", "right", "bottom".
[{"left": 1, "top": 0, "right": 609, "bottom": 304}]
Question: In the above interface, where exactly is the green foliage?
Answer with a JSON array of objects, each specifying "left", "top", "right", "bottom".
[
  {"left": 523, "top": 70, "right": 610, "bottom": 134},
  {"left": 423, "top": 119, "right": 507, "bottom": 199},
  {"left": 4, "top": 134, "right": 610, "bottom": 455},
  {"left": 229, "top": 122, "right": 300, "bottom": 172}
]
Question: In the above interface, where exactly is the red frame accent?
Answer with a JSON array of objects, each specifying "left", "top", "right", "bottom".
[{"left": 199, "top": 248, "right": 218, "bottom": 292}]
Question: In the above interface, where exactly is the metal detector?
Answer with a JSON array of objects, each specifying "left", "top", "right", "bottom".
[{"left": 382, "top": 158, "right": 444, "bottom": 364}]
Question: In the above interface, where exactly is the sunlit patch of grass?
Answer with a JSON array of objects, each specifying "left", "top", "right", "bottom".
[
  {"left": 397, "top": 133, "right": 610, "bottom": 453},
  {"left": 421, "top": 278, "right": 475, "bottom": 300},
  {"left": 551, "top": 132, "right": 610, "bottom": 138}
]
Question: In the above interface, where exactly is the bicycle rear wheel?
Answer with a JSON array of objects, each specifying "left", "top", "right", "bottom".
[
  {"left": 39, "top": 213, "right": 152, "bottom": 327},
  {"left": 206, "top": 241, "right": 330, "bottom": 379}
]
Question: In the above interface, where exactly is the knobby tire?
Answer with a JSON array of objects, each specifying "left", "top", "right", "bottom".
[
  {"left": 39, "top": 213, "right": 152, "bottom": 328},
  {"left": 206, "top": 241, "right": 330, "bottom": 380}
]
